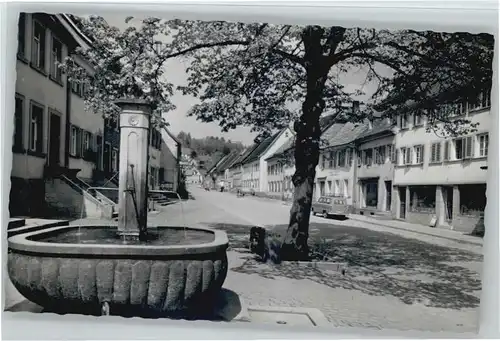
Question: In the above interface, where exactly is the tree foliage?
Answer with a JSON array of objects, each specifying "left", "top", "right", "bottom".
[{"left": 61, "top": 15, "right": 494, "bottom": 260}]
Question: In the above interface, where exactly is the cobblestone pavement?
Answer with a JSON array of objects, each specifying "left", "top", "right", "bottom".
[{"left": 32, "top": 186, "right": 483, "bottom": 332}]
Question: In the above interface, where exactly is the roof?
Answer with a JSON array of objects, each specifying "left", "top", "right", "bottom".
[
  {"left": 323, "top": 122, "right": 369, "bottom": 149},
  {"left": 265, "top": 135, "right": 295, "bottom": 161},
  {"left": 319, "top": 114, "right": 338, "bottom": 132},
  {"left": 232, "top": 144, "right": 259, "bottom": 167},
  {"left": 356, "top": 118, "right": 394, "bottom": 142},
  {"left": 244, "top": 131, "right": 282, "bottom": 164},
  {"left": 214, "top": 151, "right": 240, "bottom": 173}
]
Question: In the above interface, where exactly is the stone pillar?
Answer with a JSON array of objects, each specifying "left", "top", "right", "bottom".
[
  {"left": 405, "top": 186, "right": 410, "bottom": 219},
  {"left": 435, "top": 186, "right": 445, "bottom": 226},
  {"left": 452, "top": 185, "right": 460, "bottom": 221},
  {"left": 115, "top": 99, "right": 152, "bottom": 239}
]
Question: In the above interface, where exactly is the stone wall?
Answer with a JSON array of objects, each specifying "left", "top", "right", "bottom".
[
  {"left": 9, "top": 177, "right": 46, "bottom": 217},
  {"left": 45, "top": 178, "right": 112, "bottom": 219}
]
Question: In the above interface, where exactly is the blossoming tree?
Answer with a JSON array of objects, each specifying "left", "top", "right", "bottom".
[{"left": 62, "top": 15, "right": 493, "bottom": 261}]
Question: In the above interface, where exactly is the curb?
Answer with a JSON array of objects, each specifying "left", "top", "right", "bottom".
[{"left": 349, "top": 217, "right": 483, "bottom": 247}]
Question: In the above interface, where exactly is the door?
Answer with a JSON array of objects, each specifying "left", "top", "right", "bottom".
[
  {"left": 444, "top": 186, "right": 453, "bottom": 222},
  {"left": 48, "top": 113, "right": 61, "bottom": 166},
  {"left": 385, "top": 181, "right": 392, "bottom": 211},
  {"left": 96, "top": 135, "right": 103, "bottom": 171},
  {"left": 103, "top": 142, "right": 111, "bottom": 173},
  {"left": 399, "top": 186, "right": 406, "bottom": 219}
]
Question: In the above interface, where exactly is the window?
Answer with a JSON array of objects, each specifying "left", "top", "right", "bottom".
[
  {"left": 363, "top": 149, "right": 373, "bottom": 166},
  {"left": 29, "top": 102, "right": 44, "bottom": 153},
  {"left": 430, "top": 142, "right": 442, "bottom": 163},
  {"left": 347, "top": 148, "right": 353, "bottom": 167},
  {"left": 414, "top": 145, "right": 424, "bottom": 164},
  {"left": 328, "top": 151, "right": 334, "bottom": 168},
  {"left": 338, "top": 149, "right": 346, "bottom": 167},
  {"left": 18, "top": 13, "right": 26, "bottom": 57},
  {"left": 111, "top": 148, "right": 118, "bottom": 171},
  {"left": 453, "top": 136, "right": 474, "bottom": 160},
  {"left": 387, "top": 145, "right": 396, "bottom": 163},
  {"left": 400, "top": 114, "right": 409, "bottom": 129},
  {"left": 70, "top": 126, "right": 78, "bottom": 156},
  {"left": 13, "top": 96, "right": 24, "bottom": 151},
  {"left": 400, "top": 147, "right": 408, "bottom": 165},
  {"left": 409, "top": 185, "right": 436, "bottom": 213},
  {"left": 478, "top": 133, "right": 489, "bottom": 157},
  {"left": 413, "top": 113, "right": 423, "bottom": 126},
  {"left": 375, "top": 146, "right": 385, "bottom": 164},
  {"left": 481, "top": 89, "right": 491, "bottom": 109},
  {"left": 321, "top": 154, "right": 326, "bottom": 169},
  {"left": 31, "top": 20, "right": 46, "bottom": 71},
  {"left": 83, "top": 131, "right": 92, "bottom": 152},
  {"left": 50, "top": 36, "right": 63, "bottom": 82}
]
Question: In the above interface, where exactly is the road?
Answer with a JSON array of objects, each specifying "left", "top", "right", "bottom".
[{"left": 151, "top": 185, "right": 482, "bottom": 333}]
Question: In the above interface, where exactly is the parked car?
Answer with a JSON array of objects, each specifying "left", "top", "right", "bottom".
[{"left": 311, "top": 196, "right": 351, "bottom": 218}]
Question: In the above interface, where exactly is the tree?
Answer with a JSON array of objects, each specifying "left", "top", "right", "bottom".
[{"left": 62, "top": 16, "right": 493, "bottom": 261}]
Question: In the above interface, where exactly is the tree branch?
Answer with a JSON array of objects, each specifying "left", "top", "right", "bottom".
[{"left": 165, "top": 40, "right": 250, "bottom": 59}]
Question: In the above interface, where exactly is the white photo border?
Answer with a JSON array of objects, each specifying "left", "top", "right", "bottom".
[{"left": 1, "top": 0, "right": 498, "bottom": 339}]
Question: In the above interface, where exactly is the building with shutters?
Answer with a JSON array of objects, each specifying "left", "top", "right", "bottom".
[{"left": 392, "top": 89, "right": 491, "bottom": 233}]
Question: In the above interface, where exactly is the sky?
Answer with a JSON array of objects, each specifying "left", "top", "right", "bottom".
[{"left": 101, "top": 15, "right": 383, "bottom": 146}]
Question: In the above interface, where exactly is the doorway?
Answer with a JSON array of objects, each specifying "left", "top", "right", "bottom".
[
  {"left": 443, "top": 186, "right": 454, "bottom": 222},
  {"left": 385, "top": 181, "right": 392, "bottom": 211},
  {"left": 399, "top": 186, "right": 406, "bottom": 219},
  {"left": 96, "top": 135, "right": 103, "bottom": 171},
  {"left": 365, "top": 180, "right": 378, "bottom": 208},
  {"left": 103, "top": 142, "right": 111, "bottom": 173},
  {"left": 48, "top": 113, "right": 61, "bottom": 167}
]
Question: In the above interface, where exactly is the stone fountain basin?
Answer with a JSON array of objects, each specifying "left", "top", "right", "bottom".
[{"left": 7, "top": 225, "right": 229, "bottom": 317}]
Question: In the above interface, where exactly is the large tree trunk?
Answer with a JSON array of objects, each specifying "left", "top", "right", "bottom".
[{"left": 280, "top": 26, "right": 330, "bottom": 261}]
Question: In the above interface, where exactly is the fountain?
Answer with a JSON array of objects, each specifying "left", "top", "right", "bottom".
[{"left": 7, "top": 99, "right": 229, "bottom": 317}]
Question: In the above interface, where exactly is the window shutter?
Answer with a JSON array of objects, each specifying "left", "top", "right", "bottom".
[
  {"left": 444, "top": 141, "right": 450, "bottom": 161},
  {"left": 420, "top": 145, "right": 424, "bottom": 164},
  {"left": 390, "top": 145, "right": 396, "bottom": 162},
  {"left": 77, "top": 129, "right": 82, "bottom": 157},
  {"left": 465, "top": 136, "right": 473, "bottom": 158},
  {"left": 396, "top": 148, "right": 400, "bottom": 165},
  {"left": 36, "top": 109, "right": 43, "bottom": 153},
  {"left": 407, "top": 147, "right": 412, "bottom": 164},
  {"left": 40, "top": 27, "right": 46, "bottom": 68},
  {"left": 430, "top": 144, "right": 436, "bottom": 163},
  {"left": 436, "top": 143, "right": 441, "bottom": 162}
]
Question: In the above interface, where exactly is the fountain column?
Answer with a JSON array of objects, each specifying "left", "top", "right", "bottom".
[{"left": 114, "top": 99, "right": 152, "bottom": 239}]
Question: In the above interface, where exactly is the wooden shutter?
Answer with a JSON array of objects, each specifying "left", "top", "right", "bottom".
[
  {"left": 39, "top": 25, "right": 46, "bottom": 69},
  {"left": 430, "top": 143, "right": 436, "bottom": 163},
  {"left": 406, "top": 147, "right": 412, "bottom": 164},
  {"left": 390, "top": 145, "right": 396, "bottom": 162},
  {"left": 395, "top": 148, "right": 400, "bottom": 165},
  {"left": 465, "top": 136, "right": 473, "bottom": 158},
  {"left": 35, "top": 107, "right": 43, "bottom": 153},
  {"left": 420, "top": 145, "right": 424, "bottom": 164},
  {"left": 443, "top": 140, "right": 450, "bottom": 161}
]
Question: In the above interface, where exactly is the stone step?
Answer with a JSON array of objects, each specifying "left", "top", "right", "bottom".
[
  {"left": 7, "top": 219, "right": 70, "bottom": 238},
  {"left": 8, "top": 218, "right": 26, "bottom": 230}
]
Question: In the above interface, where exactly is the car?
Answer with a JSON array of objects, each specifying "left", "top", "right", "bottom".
[{"left": 311, "top": 196, "right": 351, "bottom": 218}]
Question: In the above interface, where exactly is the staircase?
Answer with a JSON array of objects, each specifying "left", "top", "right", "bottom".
[{"left": 8, "top": 217, "right": 69, "bottom": 238}]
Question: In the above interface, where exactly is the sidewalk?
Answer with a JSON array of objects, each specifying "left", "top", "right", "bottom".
[{"left": 348, "top": 214, "right": 483, "bottom": 247}]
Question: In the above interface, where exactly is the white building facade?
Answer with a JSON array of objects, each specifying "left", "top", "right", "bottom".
[
  {"left": 393, "top": 93, "right": 490, "bottom": 233},
  {"left": 354, "top": 119, "right": 396, "bottom": 214},
  {"left": 11, "top": 13, "right": 104, "bottom": 216}
]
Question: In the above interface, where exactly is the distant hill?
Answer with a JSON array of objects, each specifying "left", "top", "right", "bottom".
[{"left": 176, "top": 131, "right": 245, "bottom": 173}]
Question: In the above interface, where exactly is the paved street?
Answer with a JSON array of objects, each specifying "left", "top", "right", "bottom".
[
  {"left": 149, "top": 186, "right": 483, "bottom": 332},
  {"left": 10, "top": 184, "right": 481, "bottom": 333}
]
